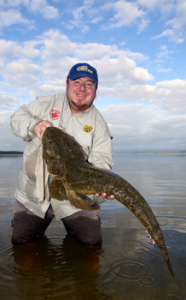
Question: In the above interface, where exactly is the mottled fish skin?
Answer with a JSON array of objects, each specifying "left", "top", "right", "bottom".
[{"left": 42, "top": 127, "right": 174, "bottom": 277}]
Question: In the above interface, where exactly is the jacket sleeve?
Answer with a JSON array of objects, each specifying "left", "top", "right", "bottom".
[
  {"left": 10, "top": 96, "right": 53, "bottom": 142},
  {"left": 87, "top": 116, "right": 114, "bottom": 204},
  {"left": 88, "top": 111, "right": 114, "bottom": 171}
]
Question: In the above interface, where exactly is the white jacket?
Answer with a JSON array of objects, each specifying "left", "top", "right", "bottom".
[{"left": 10, "top": 93, "right": 113, "bottom": 219}]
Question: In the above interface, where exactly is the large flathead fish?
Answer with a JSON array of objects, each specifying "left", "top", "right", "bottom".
[{"left": 42, "top": 127, "right": 174, "bottom": 277}]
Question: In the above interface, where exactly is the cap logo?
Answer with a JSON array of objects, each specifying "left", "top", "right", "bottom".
[
  {"left": 83, "top": 125, "right": 93, "bottom": 133},
  {"left": 49, "top": 109, "right": 60, "bottom": 120},
  {"left": 77, "top": 65, "right": 93, "bottom": 74}
]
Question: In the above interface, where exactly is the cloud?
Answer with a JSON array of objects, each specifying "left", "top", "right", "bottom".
[
  {"left": 0, "top": 9, "right": 30, "bottom": 32},
  {"left": 2, "top": 102, "right": 186, "bottom": 152},
  {"left": 0, "top": 110, "right": 12, "bottom": 125},
  {"left": 157, "top": 68, "right": 172, "bottom": 73},
  {"left": 5, "top": 58, "right": 41, "bottom": 74},
  {"left": 100, "top": 0, "right": 185, "bottom": 43},
  {"left": 0, "top": 0, "right": 29, "bottom": 6},
  {"left": 0, "top": 110, "right": 25, "bottom": 151},
  {"left": 91, "top": 16, "right": 102, "bottom": 24},
  {"left": 0, "top": 92, "right": 19, "bottom": 110},
  {"left": 63, "top": 3, "right": 93, "bottom": 32},
  {"left": 3, "top": 73, "right": 39, "bottom": 89},
  {"left": 1, "top": 29, "right": 185, "bottom": 117},
  {"left": 61, "top": 0, "right": 102, "bottom": 32},
  {"left": 0, "top": 28, "right": 185, "bottom": 153},
  {"left": 152, "top": 29, "right": 184, "bottom": 43},
  {"left": 73, "top": 42, "right": 147, "bottom": 62},
  {"left": 137, "top": 0, "right": 175, "bottom": 13},
  {"left": 137, "top": 18, "right": 150, "bottom": 33},
  {"left": 0, "top": 39, "right": 41, "bottom": 64},
  {"left": 0, "top": 0, "right": 59, "bottom": 32},
  {"left": 165, "top": 0, "right": 186, "bottom": 43},
  {"left": 62, "top": 0, "right": 146, "bottom": 33},
  {"left": 94, "top": 58, "right": 153, "bottom": 85},
  {"left": 99, "top": 103, "right": 186, "bottom": 151},
  {"left": 71, "top": 5, "right": 86, "bottom": 20},
  {"left": 29, "top": 82, "right": 66, "bottom": 98},
  {"left": 102, "top": 0, "right": 145, "bottom": 30},
  {"left": 99, "top": 78, "right": 186, "bottom": 115},
  {"left": 28, "top": 0, "right": 59, "bottom": 19},
  {"left": 154, "top": 45, "right": 174, "bottom": 70},
  {"left": 39, "top": 30, "right": 76, "bottom": 59},
  {"left": 0, "top": 29, "right": 150, "bottom": 88},
  {"left": 166, "top": 0, "right": 186, "bottom": 27},
  {"left": 41, "top": 5, "right": 59, "bottom": 19},
  {"left": 155, "top": 45, "right": 173, "bottom": 60},
  {"left": 1, "top": 0, "right": 185, "bottom": 46},
  {"left": 151, "top": 0, "right": 186, "bottom": 43}
]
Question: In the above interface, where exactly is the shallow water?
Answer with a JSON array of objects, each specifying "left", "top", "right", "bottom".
[{"left": 0, "top": 154, "right": 186, "bottom": 300}]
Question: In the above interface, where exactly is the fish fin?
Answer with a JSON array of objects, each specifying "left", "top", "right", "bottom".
[
  {"left": 65, "top": 188, "right": 94, "bottom": 211},
  {"left": 49, "top": 179, "right": 66, "bottom": 200}
]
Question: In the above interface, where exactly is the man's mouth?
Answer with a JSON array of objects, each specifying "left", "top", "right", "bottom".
[{"left": 76, "top": 94, "right": 86, "bottom": 98}]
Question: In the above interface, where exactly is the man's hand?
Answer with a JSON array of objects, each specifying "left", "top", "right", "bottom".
[
  {"left": 34, "top": 120, "right": 52, "bottom": 139},
  {"left": 95, "top": 193, "right": 115, "bottom": 200}
]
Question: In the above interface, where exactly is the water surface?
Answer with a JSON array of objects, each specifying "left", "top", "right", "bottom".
[{"left": 0, "top": 154, "right": 186, "bottom": 300}]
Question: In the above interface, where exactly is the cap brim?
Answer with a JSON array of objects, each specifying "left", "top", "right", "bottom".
[{"left": 68, "top": 72, "right": 98, "bottom": 84}]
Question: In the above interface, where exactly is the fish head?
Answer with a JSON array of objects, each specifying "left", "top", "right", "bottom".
[
  {"left": 42, "top": 127, "right": 68, "bottom": 176},
  {"left": 42, "top": 127, "right": 87, "bottom": 162},
  {"left": 42, "top": 127, "right": 62, "bottom": 160}
]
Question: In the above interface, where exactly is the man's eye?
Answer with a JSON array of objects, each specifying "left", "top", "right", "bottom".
[
  {"left": 74, "top": 80, "right": 80, "bottom": 85},
  {"left": 86, "top": 82, "right": 92, "bottom": 87}
]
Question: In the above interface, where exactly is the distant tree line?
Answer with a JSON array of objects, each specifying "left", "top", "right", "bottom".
[{"left": 0, "top": 151, "right": 23, "bottom": 154}]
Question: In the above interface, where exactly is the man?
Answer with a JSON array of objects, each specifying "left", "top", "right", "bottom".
[{"left": 10, "top": 62, "right": 114, "bottom": 246}]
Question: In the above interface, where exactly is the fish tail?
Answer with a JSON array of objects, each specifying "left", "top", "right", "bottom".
[
  {"left": 158, "top": 242, "right": 174, "bottom": 278},
  {"left": 112, "top": 183, "right": 174, "bottom": 277}
]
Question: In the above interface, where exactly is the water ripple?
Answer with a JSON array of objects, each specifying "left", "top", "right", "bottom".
[
  {"left": 167, "top": 294, "right": 183, "bottom": 300},
  {"left": 109, "top": 260, "right": 156, "bottom": 286},
  {"left": 139, "top": 275, "right": 156, "bottom": 286}
]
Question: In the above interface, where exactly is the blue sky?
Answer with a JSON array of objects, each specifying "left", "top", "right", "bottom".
[{"left": 0, "top": 0, "right": 186, "bottom": 152}]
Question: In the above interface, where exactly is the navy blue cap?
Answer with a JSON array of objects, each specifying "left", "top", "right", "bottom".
[{"left": 67, "top": 63, "right": 98, "bottom": 84}]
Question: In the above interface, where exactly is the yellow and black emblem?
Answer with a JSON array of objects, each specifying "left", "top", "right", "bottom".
[{"left": 83, "top": 125, "right": 93, "bottom": 133}]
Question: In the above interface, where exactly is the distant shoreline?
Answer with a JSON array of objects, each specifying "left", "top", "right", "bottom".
[
  {"left": 113, "top": 151, "right": 186, "bottom": 155},
  {"left": 0, "top": 151, "right": 23, "bottom": 154},
  {"left": 0, "top": 150, "right": 186, "bottom": 156},
  {"left": 0, "top": 151, "right": 23, "bottom": 157}
]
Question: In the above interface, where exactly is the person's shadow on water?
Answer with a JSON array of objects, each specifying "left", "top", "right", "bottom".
[{"left": 12, "top": 235, "right": 111, "bottom": 299}]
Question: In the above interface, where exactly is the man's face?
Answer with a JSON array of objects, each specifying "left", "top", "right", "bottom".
[{"left": 66, "top": 77, "right": 97, "bottom": 114}]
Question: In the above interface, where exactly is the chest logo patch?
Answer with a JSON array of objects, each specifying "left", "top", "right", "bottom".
[
  {"left": 49, "top": 109, "right": 60, "bottom": 120},
  {"left": 83, "top": 125, "right": 93, "bottom": 133}
]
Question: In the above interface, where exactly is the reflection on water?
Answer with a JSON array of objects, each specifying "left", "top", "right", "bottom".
[
  {"left": 0, "top": 156, "right": 22, "bottom": 198},
  {"left": 0, "top": 154, "right": 186, "bottom": 299}
]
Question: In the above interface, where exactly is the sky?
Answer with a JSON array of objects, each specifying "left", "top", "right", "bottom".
[{"left": 0, "top": 0, "right": 186, "bottom": 152}]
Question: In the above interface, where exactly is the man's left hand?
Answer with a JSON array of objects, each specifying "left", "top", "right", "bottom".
[{"left": 95, "top": 193, "right": 115, "bottom": 200}]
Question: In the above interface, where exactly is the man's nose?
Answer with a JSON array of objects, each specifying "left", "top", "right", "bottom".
[{"left": 79, "top": 83, "right": 86, "bottom": 91}]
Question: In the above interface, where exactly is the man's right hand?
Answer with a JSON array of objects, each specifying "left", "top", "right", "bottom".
[{"left": 34, "top": 120, "right": 52, "bottom": 139}]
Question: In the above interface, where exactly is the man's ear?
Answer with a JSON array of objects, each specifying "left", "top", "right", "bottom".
[
  {"left": 66, "top": 78, "right": 69, "bottom": 90},
  {"left": 94, "top": 89, "right": 97, "bottom": 99}
]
